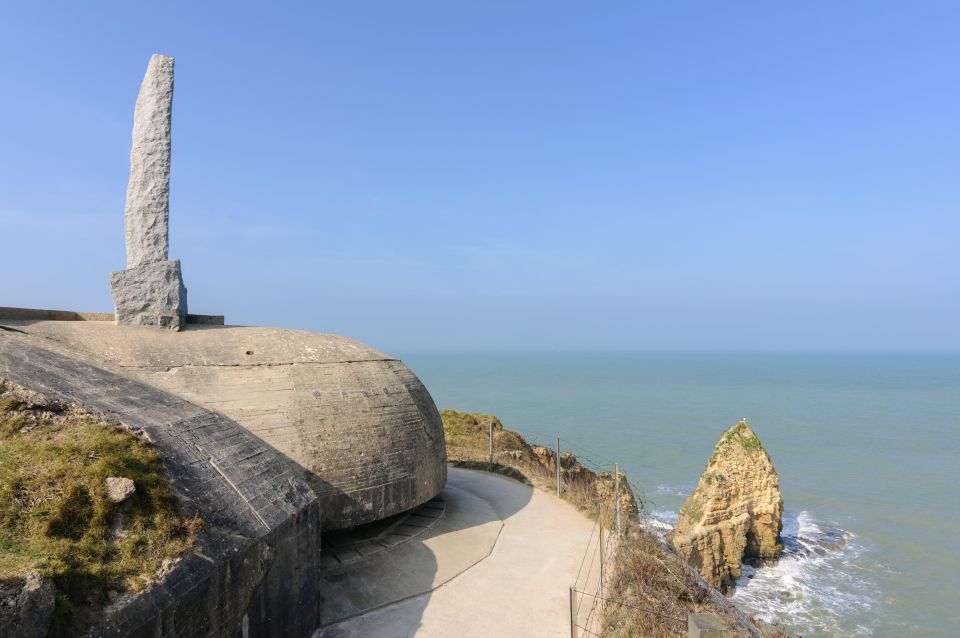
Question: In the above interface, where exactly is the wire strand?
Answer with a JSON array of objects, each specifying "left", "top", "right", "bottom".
[
  {"left": 574, "top": 510, "right": 600, "bottom": 588},
  {"left": 572, "top": 590, "right": 686, "bottom": 625},
  {"left": 574, "top": 624, "right": 604, "bottom": 638}
]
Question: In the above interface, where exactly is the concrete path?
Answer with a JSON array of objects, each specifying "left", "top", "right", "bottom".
[{"left": 316, "top": 467, "right": 600, "bottom": 638}]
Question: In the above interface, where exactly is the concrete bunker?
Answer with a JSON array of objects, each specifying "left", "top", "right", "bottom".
[{"left": 16, "top": 320, "right": 448, "bottom": 531}]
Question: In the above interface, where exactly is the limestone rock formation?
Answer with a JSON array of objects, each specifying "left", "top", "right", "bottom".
[
  {"left": 110, "top": 54, "right": 188, "bottom": 330},
  {"left": 672, "top": 420, "right": 783, "bottom": 594}
]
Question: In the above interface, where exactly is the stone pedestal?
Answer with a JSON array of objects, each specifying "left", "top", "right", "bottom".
[{"left": 110, "top": 260, "right": 187, "bottom": 330}]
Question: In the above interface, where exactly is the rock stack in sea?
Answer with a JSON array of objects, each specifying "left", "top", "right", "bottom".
[{"left": 672, "top": 420, "right": 784, "bottom": 594}]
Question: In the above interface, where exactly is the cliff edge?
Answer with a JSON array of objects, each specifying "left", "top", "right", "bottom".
[{"left": 672, "top": 420, "right": 783, "bottom": 594}]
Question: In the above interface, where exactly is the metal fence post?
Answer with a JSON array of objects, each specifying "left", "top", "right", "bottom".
[
  {"left": 569, "top": 586, "right": 578, "bottom": 638},
  {"left": 488, "top": 422, "right": 494, "bottom": 469},
  {"left": 556, "top": 437, "right": 562, "bottom": 496},
  {"left": 614, "top": 462, "right": 621, "bottom": 536}
]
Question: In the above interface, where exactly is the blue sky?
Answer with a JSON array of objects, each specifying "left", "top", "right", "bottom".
[{"left": 2, "top": 2, "right": 957, "bottom": 351}]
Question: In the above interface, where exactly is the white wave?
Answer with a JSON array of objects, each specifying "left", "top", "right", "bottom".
[
  {"left": 650, "top": 508, "right": 678, "bottom": 526},
  {"left": 639, "top": 508, "right": 678, "bottom": 540},
  {"left": 731, "top": 511, "right": 878, "bottom": 637},
  {"left": 654, "top": 482, "right": 696, "bottom": 497}
]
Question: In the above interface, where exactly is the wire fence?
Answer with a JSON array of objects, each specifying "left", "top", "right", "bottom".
[{"left": 445, "top": 419, "right": 695, "bottom": 637}]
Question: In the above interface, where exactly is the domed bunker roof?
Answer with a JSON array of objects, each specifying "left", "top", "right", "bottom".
[{"left": 14, "top": 321, "right": 448, "bottom": 531}]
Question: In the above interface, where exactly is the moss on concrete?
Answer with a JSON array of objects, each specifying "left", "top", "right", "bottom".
[{"left": 0, "top": 381, "right": 200, "bottom": 637}]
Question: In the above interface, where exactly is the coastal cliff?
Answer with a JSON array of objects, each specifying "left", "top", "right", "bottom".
[
  {"left": 672, "top": 420, "right": 784, "bottom": 594},
  {"left": 440, "top": 410, "right": 778, "bottom": 637}
]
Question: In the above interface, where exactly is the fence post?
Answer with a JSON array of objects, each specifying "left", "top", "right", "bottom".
[
  {"left": 556, "top": 437, "right": 562, "bottom": 496},
  {"left": 614, "top": 462, "right": 621, "bottom": 536},
  {"left": 488, "top": 422, "right": 494, "bottom": 470},
  {"left": 598, "top": 500, "right": 604, "bottom": 606},
  {"left": 569, "top": 586, "right": 578, "bottom": 638}
]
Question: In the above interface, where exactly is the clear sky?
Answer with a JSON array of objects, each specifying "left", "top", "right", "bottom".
[{"left": 2, "top": 2, "right": 957, "bottom": 352}]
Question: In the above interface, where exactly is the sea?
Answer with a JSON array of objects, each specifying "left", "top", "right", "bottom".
[{"left": 398, "top": 353, "right": 960, "bottom": 637}]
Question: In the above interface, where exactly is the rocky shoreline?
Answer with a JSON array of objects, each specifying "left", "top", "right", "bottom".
[{"left": 440, "top": 410, "right": 790, "bottom": 637}]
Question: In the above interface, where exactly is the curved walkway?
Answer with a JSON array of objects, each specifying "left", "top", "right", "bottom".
[{"left": 316, "top": 466, "right": 598, "bottom": 638}]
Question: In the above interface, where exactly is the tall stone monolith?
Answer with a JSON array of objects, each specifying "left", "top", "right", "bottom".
[
  {"left": 125, "top": 54, "right": 173, "bottom": 268},
  {"left": 110, "top": 54, "right": 188, "bottom": 330}
]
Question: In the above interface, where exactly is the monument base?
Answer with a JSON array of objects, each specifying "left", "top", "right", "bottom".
[{"left": 110, "top": 260, "right": 188, "bottom": 331}]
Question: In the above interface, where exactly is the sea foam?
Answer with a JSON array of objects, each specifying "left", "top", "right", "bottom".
[{"left": 731, "top": 511, "right": 879, "bottom": 636}]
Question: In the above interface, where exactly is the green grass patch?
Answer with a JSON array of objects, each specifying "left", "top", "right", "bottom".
[
  {"left": 0, "top": 406, "right": 199, "bottom": 636},
  {"left": 440, "top": 409, "right": 502, "bottom": 437},
  {"left": 720, "top": 419, "right": 763, "bottom": 452}
]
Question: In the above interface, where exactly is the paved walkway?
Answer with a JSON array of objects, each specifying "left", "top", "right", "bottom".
[{"left": 316, "top": 466, "right": 600, "bottom": 638}]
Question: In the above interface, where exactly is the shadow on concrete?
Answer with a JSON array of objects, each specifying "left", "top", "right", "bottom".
[{"left": 314, "top": 466, "right": 535, "bottom": 638}]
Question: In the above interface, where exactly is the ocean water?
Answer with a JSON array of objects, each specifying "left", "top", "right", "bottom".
[{"left": 398, "top": 353, "right": 960, "bottom": 637}]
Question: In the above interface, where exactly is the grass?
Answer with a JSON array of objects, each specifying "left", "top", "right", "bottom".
[
  {"left": 709, "top": 420, "right": 764, "bottom": 465},
  {"left": 721, "top": 420, "right": 763, "bottom": 452},
  {"left": 439, "top": 409, "right": 502, "bottom": 437},
  {"left": 0, "top": 381, "right": 200, "bottom": 637}
]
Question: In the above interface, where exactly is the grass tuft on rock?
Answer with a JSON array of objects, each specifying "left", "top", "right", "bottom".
[
  {"left": 720, "top": 420, "right": 763, "bottom": 453},
  {"left": 0, "top": 382, "right": 200, "bottom": 637}
]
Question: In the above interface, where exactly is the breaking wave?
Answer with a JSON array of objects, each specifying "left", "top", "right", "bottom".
[
  {"left": 731, "top": 511, "right": 880, "bottom": 636},
  {"left": 646, "top": 508, "right": 881, "bottom": 636}
]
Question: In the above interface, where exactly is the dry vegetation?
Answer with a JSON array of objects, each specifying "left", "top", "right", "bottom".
[
  {"left": 440, "top": 409, "right": 787, "bottom": 638},
  {"left": 0, "top": 380, "right": 200, "bottom": 637},
  {"left": 440, "top": 409, "right": 636, "bottom": 516}
]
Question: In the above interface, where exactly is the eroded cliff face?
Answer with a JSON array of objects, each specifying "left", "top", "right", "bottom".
[{"left": 672, "top": 420, "right": 783, "bottom": 595}]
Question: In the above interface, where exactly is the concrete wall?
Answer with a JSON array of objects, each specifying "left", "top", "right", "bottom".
[{"left": 0, "top": 306, "right": 223, "bottom": 325}]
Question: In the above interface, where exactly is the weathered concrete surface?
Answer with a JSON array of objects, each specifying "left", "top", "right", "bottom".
[
  {"left": 2, "top": 320, "right": 447, "bottom": 531},
  {"left": 110, "top": 259, "right": 188, "bottom": 330},
  {"left": 0, "top": 307, "right": 114, "bottom": 322},
  {"left": 125, "top": 54, "right": 173, "bottom": 268},
  {"left": 316, "top": 467, "right": 598, "bottom": 638},
  {"left": 0, "top": 572, "right": 55, "bottom": 638},
  {"left": 321, "top": 498, "right": 447, "bottom": 569},
  {"left": 319, "top": 469, "right": 503, "bottom": 625},
  {"left": 0, "top": 306, "right": 222, "bottom": 325},
  {"left": 0, "top": 328, "right": 323, "bottom": 637}
]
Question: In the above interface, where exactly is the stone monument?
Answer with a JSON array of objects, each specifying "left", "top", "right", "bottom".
[{"left": 110, "top": 54, "right": 188, "bottom": 330}]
